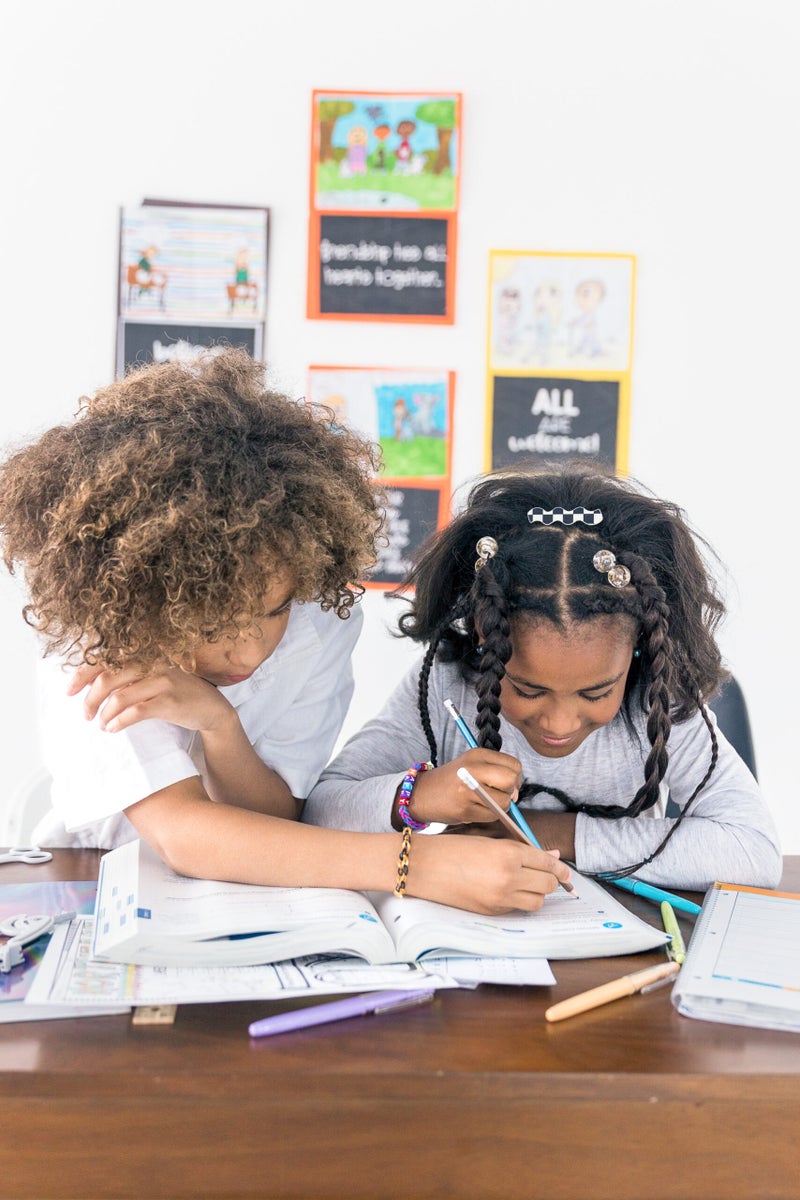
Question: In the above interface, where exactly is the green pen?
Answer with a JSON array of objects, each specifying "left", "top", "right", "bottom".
[{"left": 660, "top": 900, "right": 686, "bottom": 965}]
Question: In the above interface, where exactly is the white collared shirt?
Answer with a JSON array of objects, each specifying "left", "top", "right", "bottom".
[{"left": 34, "top": 603, "right": 362, "bottom": 848}]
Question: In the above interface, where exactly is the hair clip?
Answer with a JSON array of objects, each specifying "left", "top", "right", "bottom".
[
  {"left": 527, "top": 506, "right": 603, "bottom": 527},
  {"left": 592, "top": 549, "right": 631, "bottom": 588},
  {"left": 474, "top": 536, "right": 499, "bottom": 572}
]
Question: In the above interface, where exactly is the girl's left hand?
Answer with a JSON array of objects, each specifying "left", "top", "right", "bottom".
[{"left": 407, "top": 747, "right": 522, "bottom": 828}]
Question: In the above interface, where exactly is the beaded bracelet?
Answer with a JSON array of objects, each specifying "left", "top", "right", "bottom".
[
  {"left": 396, "top": 761, "right": 432, "bottom": 830},
  {"left": 394, "top": 827, "right": 412, "bottom": 897}
]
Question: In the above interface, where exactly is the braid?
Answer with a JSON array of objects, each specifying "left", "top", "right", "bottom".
[
  {"left": 620, "top": 551, "right": 673, "bottom": 816},
  {"left": 416, "top": 619, "right": 451, "bottom": 766},
  {"left": 472, "top": 560, "right": 513, "bottom": 751}
]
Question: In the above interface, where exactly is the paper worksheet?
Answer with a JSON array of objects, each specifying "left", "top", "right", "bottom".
[{"left": 28, "top": 916, "right": 555, "bottom": 1007}]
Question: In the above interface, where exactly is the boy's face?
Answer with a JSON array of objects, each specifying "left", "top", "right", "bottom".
[{"left": 189, "top": 578, "right": 295, "bottom": 688}]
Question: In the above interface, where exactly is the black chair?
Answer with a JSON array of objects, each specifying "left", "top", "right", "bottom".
[
  {"left": 665, "top": 675, "right": 756, "bottom": 817},
  {"left": 709, "top": 675, "right": 757, "bottom": 779}
]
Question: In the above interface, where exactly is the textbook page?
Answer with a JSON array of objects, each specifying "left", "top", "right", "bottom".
[
  {"left": 370, "top": 869, "right": 669, "bottom": 961},
  {"left": 672, "top": 883, "right": 800, "bottom": 1032}
]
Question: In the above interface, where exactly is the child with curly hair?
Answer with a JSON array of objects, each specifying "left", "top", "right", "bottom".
[
  {"left": 0, "top": 350, "right": 572, "bottom": 911},
  {"left": 305, "top": 461, "right": 781, "bottom": 892}
]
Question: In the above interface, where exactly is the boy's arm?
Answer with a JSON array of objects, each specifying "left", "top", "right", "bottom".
[
  {"left": 74, "top": 664, "right": 299, "bottom": 819},
  {"left": 124, "top": 776, "right": 574, "bottom": 911}
]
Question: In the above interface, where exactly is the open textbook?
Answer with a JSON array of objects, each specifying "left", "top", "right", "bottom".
[
  {"left": 92, "top": 839, "right": 668, "bottom": 967},
  {"left": 671, "top": 882, "right": 800, "bottom": 1033}
]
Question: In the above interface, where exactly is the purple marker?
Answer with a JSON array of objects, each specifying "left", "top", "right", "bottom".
[{"left": 247, "top": 986, "right": 437, "bottom": 1038}]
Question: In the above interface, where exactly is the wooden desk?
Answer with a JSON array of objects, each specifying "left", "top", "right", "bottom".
[{"left": 1, "top": 852, "right": 798, "bottom": 1200}]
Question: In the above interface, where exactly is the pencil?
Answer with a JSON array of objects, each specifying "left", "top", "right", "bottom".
[
  {"left": 456, "top": 767, "right": 578, "bottom": 897},
  {"left": 443, "top": 698, "right": 542, "bottom": 848}
]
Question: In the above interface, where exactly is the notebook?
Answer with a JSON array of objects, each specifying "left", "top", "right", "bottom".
[{"left": 671, "top": 882, "right": 800, "bottom": 1033}]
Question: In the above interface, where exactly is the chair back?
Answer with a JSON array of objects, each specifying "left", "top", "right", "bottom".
[{"left": 710, "top": 676, "right": 757, "bottom": 779}]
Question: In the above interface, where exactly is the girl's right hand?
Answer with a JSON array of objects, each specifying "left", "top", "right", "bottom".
[
  {"left": 407, "top": 748, "right": 522, "bottom": 828},
  {"left": 409, "top": 832, "right": 572, "bottom": 915}
]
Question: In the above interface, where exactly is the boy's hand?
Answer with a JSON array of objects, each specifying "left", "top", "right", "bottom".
[
  {"left": 71, "top": 664, "right": 235, "bottom": 735},
  {"left": 407, "top": 748, "right": 522, "bottom": 828}
]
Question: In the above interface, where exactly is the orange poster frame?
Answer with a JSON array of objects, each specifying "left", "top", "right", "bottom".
[{"left": 307, "top": 90, "right": 461, "bottom": 325}]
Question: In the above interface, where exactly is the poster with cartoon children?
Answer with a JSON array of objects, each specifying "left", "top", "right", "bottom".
[
  {"left": 308, "top": 91, "right": 461, "bottom": 322},
  {"left": 312, "top": 92, "right": 460, "bottom": 212},
  {"left": 119, "top": 202, "right": 269, "bottom": 323},
  {"left": 486, "top": 250, "right": 636, "bottom": 474},
  {"left": 308, "top": 365, "right": 454, "bottom": 585},
  {"left": 488, "top": 252, "right": 635, "bottom": 373}
]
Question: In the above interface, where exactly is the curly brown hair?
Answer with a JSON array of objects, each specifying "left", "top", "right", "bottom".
[{"left": 0, "top": 348, "right": 383, "bottom": 668}]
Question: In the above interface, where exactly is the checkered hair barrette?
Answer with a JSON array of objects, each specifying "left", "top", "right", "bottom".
[
  {"left": 593, "top": 549, "right": 631, "bottom": 588},
  {"left": 527, "top": 506, "right": 603, "bottom": 527}
]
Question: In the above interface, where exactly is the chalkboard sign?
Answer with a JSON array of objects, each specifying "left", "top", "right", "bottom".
[
  {"left": 368, "top": 485, "right": 442, "bottom": 586},
  {"left": 119, "top": 321, "right": 261, "bottom": 376},
  {"left": 490, "top": 375, "right": 620, "bottom": 470},
  {"left": 316, "top": 214, "right": 450, "bottom": 318}
]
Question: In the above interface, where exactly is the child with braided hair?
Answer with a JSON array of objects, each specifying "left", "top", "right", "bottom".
[
  {"left": 305, "top": 461, "right": 781, "bottom": 891},
  {"left": 0, "top": 350, "right": 572, "bottom": 913}
]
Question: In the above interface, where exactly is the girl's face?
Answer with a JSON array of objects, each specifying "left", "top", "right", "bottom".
[
  {"left": 189, "top": 578, "right": 295, "bottom": 688},
  {"left": 499, "top": 616, "right": 637, "bottom": 759}
]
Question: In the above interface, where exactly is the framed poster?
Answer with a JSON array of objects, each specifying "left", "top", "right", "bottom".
[
  {"left": 486, "top": 251, "right": 636, "bottom": 473},
  {"left": 307, "top": 91, "right": 461, "bottom": 324},
  {"left": 307, "top": 365, "right": 455, "bottom": 586},
  {"left": 117, "top": 320, "right": 263, "bottom": 374},
  {"left": 116, "top": 200, "right": 269, "bottom": 376}
]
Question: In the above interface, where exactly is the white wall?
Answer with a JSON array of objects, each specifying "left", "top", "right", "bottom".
[{"left": 2, "top": 0, "right": 798, "bottom": 851}]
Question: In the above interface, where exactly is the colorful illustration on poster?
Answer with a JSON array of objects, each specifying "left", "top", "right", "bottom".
[
  {"left": 489, "top": 253, "right": 635, "bottom": 373},
  {"left": 119, "top": 204, "right": 269, "bottom": 322},
  {"left": 314, "top": 93, "right": 460, "bottom": 212},
  {"left": 308, "top": 367, "right": 450, "bottom": 478}
]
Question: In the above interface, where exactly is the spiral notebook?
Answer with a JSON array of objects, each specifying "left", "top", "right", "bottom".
[{"left": 671, "top": 882, "right": 800, "bottom": 1033}]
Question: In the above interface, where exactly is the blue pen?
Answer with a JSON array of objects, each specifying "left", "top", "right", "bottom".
[
  {"left": 443, "top": 698, "right": 541, "bottom": 849},
  {"left": 604, "top": 876, "right": 702, "bottom": 916}
]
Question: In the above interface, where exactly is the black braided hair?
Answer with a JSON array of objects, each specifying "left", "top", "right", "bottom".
[{"left": 395, "top": 459, "right": 728, "bottom": 877}]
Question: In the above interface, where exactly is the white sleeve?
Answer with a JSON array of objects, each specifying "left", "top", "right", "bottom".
[
  {"left": 37, "top": 657, "right": 199, "bottom": 831},
  {"left": 249, "top": 604, "right": 363, "bottom": 799}
]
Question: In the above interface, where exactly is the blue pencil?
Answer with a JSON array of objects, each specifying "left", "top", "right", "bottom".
[{"left": 443, "top": 698, "right": 541, "bottom": 849}]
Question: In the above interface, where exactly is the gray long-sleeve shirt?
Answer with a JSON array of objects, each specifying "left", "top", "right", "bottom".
[{"left": 304, "top": 655, "right": 782, "bottom": 891}]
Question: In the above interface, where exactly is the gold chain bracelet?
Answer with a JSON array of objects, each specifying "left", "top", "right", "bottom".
[{"left": 394, "top": 827, "right": 412, "bottom": 897}]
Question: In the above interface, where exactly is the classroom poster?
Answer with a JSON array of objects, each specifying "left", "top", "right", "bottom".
[
  {"left": 307, "top": 91, "right": 461, "bottom": 323},
  {"left": 486, "top": 251, "right": 636, "bottom": 473},
  {"left": 116, "top": 200, "right": 269, "bottom": 376},
  {"left": 307, "top": 366, "right": 455, "bottom": 586}
]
